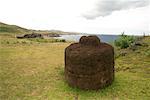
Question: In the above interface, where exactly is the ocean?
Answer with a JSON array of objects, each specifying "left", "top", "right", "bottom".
[{"left": 55, "top": 34, "right": 119, "bottom": 43}]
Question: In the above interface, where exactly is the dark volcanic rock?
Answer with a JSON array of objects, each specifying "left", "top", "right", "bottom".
[
  {"left": 65, "top": 35, "right": 114, "bottom": 90},
  {"left": 16, "top": 36, "right": 24, "bottom": 39},
  {"left": 17, "top": 33, "right": 43, "bottom": 39},
  {"left": 24, "top": 33, "right": 42, "bottom": 38}
]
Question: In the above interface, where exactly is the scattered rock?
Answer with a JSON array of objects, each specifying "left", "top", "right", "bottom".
[
  {"left": 129, "top": 41, "right": 148, "bottom": 51},
  {"left": 119, "top": 51, "right": 127, "bottom": 56},
  {"left": 65, "top": 35, "right": 114, "bottom": 90},
  {"left": 134, "top": 42, "right": 143, "bottom": 46},
  {"left": 129, "top": 44, "right": 137, "bottom": 51}
]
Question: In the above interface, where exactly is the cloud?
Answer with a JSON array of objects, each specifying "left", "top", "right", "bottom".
[{"left": 82, "top": 0, "right": 149, "bottom": 19}]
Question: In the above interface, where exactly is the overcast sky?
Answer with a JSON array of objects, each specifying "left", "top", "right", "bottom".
[{"left": 0, "top": 0, "right": 149, "bottom": 35}]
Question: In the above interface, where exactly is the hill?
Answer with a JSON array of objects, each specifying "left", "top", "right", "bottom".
[
  {"left": 0, "top": 22, "right": 30, "bottom": 33},
  {"left": 0, "top": 22, "right": 81, "bottom": 34}
]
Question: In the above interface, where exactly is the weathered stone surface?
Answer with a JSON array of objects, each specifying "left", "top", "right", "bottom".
[{"left": 65, "top": 35, "right": 114, "bottom": 90}]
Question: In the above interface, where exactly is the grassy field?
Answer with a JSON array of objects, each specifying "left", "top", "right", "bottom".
[{"left": 0, "top": 33, "right": 150, "bottom": 100}]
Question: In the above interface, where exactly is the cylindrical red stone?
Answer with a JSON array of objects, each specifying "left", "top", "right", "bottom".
[{"left": 65, "top": 35, "right": 114, "bottom": 90}]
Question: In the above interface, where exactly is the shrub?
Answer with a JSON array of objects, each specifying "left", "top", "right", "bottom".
[
  {"left": 115, "top": 33, "right": 136, "bottom": 49},
  {"left": 59, "top": 39, "right": 66, "bottom": 42}
]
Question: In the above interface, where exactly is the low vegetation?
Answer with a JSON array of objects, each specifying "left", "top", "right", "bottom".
[
  {"left": 0, "top": 34, "right": 66, "bottom": 46},
  {"left": 27, "top": 38, "right": 66, "bottom": 43},
  {"left": 0, "top": 33, "right": 150, "bottom": 99},
  {"left": 114, "top": 33, "right": 136, "bottom": 49}
]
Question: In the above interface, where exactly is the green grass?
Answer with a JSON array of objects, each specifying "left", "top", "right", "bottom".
[
  {"left": 0, "top": 34, "right": 150, "bottom": 100},
  {"left": 0, "top": 22, "right": 29, "bottom": 34}
]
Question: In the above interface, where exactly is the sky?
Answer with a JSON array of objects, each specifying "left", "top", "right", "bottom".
[{"left": 0, "top": 0, "right": 149, "bottom": 35}]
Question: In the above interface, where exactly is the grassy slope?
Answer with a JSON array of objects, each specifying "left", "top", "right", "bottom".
[
  {"left": 0, "top": 22, "right": 30, "bottom": 34},
  {"left": 0, "top": 22, "right": 80, "bottom": 35},
  {"left": 0, "top": 34, "right": 150, "bottom": 100}
]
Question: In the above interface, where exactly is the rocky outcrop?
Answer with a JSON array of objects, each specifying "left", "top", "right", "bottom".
[
  {"left": 65, "top": 35, "right": 114, "bottom": 90},
  {"left": 17, "top": 33, "right": 43, "bottom": 39}
]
